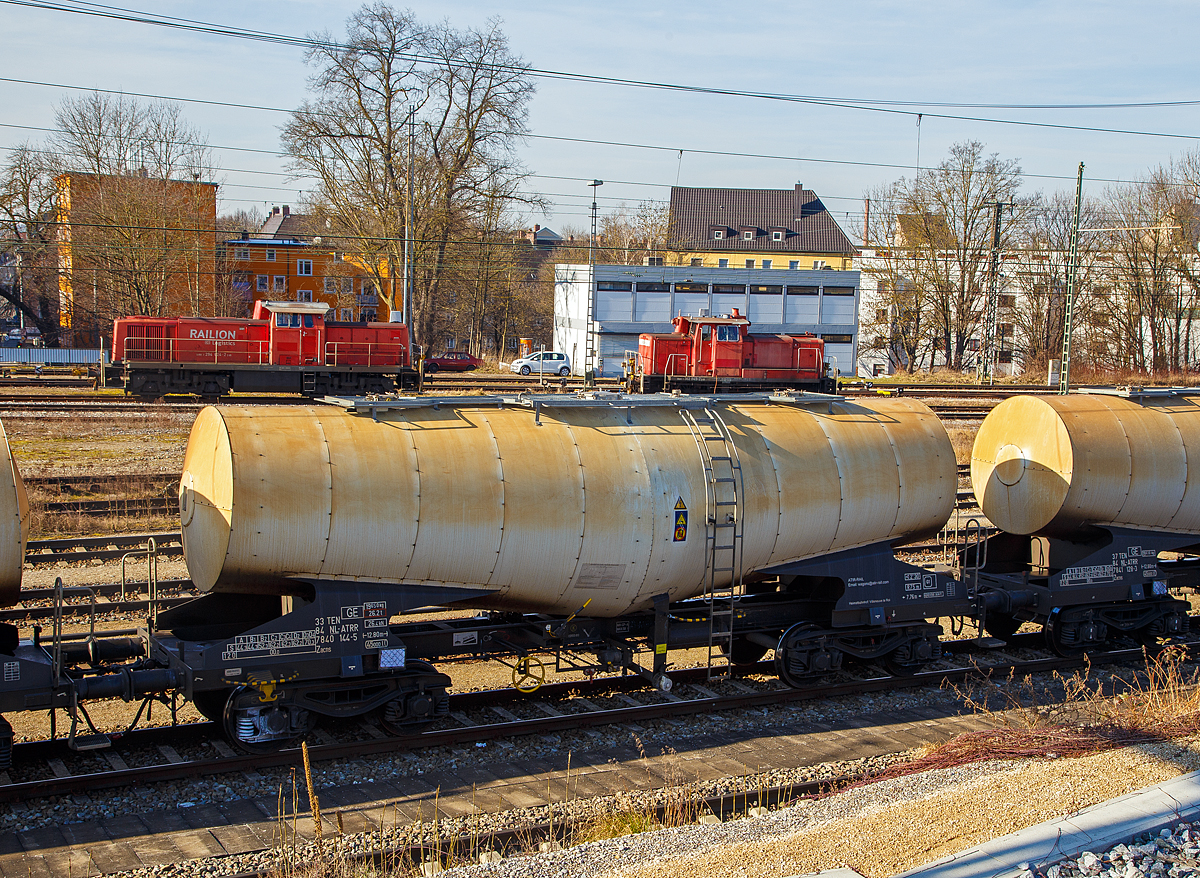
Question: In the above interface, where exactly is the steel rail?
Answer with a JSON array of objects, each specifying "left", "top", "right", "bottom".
[{"left": 0, "top": 642, "right": 1160, "bottom": 805}]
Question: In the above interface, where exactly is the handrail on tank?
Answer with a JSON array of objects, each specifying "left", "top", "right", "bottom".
[
  {"left": 51, "top": 577, "right": 97, "bottom": 687},
  {"left": 119, "top": 536, "right": 159, "bottom": 602},
  {"left": 962, "top": 517, "right": 988, "bottom": 603}
]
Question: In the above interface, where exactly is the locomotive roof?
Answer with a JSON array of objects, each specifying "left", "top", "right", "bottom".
[{"left": 258, "top": 301, "right": 332, "bottom": 315}]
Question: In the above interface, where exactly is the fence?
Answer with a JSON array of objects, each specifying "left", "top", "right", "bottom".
[{"left": 0, "top": 349, "right": 109, "bottom": 365}]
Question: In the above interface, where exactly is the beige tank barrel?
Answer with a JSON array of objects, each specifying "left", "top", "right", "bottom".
[
  {"left": 971, "top": 392, "right": 1200, "bottom": 537},
  {"left": 180, "top": 396, "right": 956, "bottom": 617},
  {"left": 0, "top": 420, "right": 28, "bottom": 606}
]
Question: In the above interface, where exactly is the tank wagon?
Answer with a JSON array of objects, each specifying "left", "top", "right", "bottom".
[
  {"left": 970, "top": 389, "right": 1200, "bottom": 653},
  {"left": 626, "top": 310, "right": 837, "bottom": 394},
  {"left": 1, "top": 390, "right": 1198, "bottom": 761},
  {"left": 106, "top": 300, "right": 420, "bottom": 399}
]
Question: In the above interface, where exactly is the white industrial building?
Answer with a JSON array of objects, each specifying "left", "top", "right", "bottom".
[{"left": 553, "top": 263, "right": 860, "bottom": 378}]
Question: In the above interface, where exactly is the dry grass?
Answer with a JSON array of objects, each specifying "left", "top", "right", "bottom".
[
  {"left": 823, "top": 646, "right": 1200, "bottom": 801},
  {"left": 946, "top": 425, "right": 979, "bottom": 466}
]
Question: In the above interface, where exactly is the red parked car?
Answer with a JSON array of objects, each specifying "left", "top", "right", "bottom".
[{"left": 423, "top": 351, "right": 482, "bottom": 373}]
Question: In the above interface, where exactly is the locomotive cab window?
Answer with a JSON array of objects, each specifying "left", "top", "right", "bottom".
[
  {"left": 717, "top": 325, "right": 739, "bottom": 342},
  {"left": 700, "top": 325, "right": 712, "bottom": 341},
  {"left": 303, "top": 315, "right": 314, "bottom": 328}
]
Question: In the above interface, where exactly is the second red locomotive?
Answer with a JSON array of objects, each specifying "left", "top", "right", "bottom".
[
  {"left": 627, "top": 309, "right": 836, "bottom": 394},
  {"left": 107, "top": 301, "right": 420, "bottom": 398}
]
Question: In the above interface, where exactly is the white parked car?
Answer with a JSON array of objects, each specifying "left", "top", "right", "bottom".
[{"left": 510, "top": 351, "right": 571, "bottom": 377}]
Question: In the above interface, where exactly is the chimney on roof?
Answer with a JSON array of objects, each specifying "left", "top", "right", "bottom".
[
  {"left": 272, "top": 206, "right": 280, "bottom": 215},
  {"left": 283, "top": 206, "right": 290, "bottom": 217},
  {"left": 534, "top": 224, "right": 540, "bottom": 232}
]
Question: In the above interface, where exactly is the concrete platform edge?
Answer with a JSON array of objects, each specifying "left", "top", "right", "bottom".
[{"left": 895, "top": 767, "right": 1200, "bottom": 878}]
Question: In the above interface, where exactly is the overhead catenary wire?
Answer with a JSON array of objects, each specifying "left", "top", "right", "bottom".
[{"left": 5, "top": 1, "right": 1200, "bottom": 141}]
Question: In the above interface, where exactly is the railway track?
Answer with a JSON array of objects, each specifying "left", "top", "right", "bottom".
[
  {"left": 25, "top": 531, "right": 182, "bottom": 565},
  {"left": 0, "top": 636, "right": 1167, "bottom": 805}
]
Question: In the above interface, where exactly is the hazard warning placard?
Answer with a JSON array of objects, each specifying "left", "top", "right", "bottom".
[{"left": 673, "top": 497, "right": 688, "bottom": 542}]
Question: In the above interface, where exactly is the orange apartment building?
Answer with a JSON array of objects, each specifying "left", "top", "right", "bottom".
[
  {"left": 56, "top": 171, "right": 217, "bottom": 346},
  {"left": 224, "top": 207, "right": 388, "bottom": 321}
]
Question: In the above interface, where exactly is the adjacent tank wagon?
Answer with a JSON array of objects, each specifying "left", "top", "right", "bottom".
[{"left": 970, "top": 389, "right": 1200, "bottom": 651}]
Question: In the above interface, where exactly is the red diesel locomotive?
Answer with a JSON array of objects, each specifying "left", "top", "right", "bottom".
[
  {"left": 107, "top": 300, "right": 420, "bottom": 398},
  {"left": 627, "top": 309, "right": 837, "bottom": 394}
]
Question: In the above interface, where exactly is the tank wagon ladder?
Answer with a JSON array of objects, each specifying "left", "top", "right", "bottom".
[{"left": 681, "top": 407, "right": 745, "bottom": 681}]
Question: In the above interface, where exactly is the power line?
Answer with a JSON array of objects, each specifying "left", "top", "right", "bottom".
[{"left": 7, "top": 1, "right": 1200, "bottom": 141}]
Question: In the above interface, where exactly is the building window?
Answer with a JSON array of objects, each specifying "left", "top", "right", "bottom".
[
  {"left": 718, "top": 259, "right": 728, "bottom": 268},
  {"left": 786, "top": 285, "right": 818, "bottom": 296},
  {"left": 596, "top": 281, "right": 633, "bottom": 291},
  {"left": 762, "top": 259, "right": 772, "bottom": 269},
  {"left": 999, "top": 294, "right": 1016, "bottom": 308},
  {"left": 674, "top": 283, "right": 707, "bottom": 293},
  {"left": 813, "top": 260, "right": 828, "bottom": 270},
  {"left": 265, "top": 250, "right": 276, "bottom": 262},
  {"left": 822, "top": 334, "right": 853, "bottom": 344},
  {"left": 690, "top": 258, "right": 703, "bottom": 267},
  {"left": 273, "top": 276, "right": 286, "bottom": 292},
  {"left": 772, "top": 231, "right": 783, "bottom": 242},
  {"left": 507, "top": 338, "right": 519, "bottom": 351},
  {"left": 446, "top": 337, "right": 457, "bottom": 350},
  {"left": 742, "top": 230, "right": 753, "bottom": 241},
  {"left": 713, "top": 230, "right": 724, "bottom": 240},
  {"left": 644, "top": 256, "right": 664, "bottom": 266},
  {"left": 713, "top": 284, "right": 745, "bottom": 294},
  {"left": 789, "top": 260, "right": 799, "bottom": 270},
  {"left": 824, "top": 286, "right": 856, "bottom": 296},
  {"left": 234, "top": 248, "right": 250, "bottom": 260},
  {"left": 296, "top": 259, "right": 313, "bottom": 276},
  {"left": 297, "top": 290, "right": 313, "bottom": 303},
  {"left": 339, "top": 309, "right": 353, "bottom": 321},
  {"left": 749, "top": 285, "right": 782, "bottom": 295},
  {"left": 324, "top": 278, "right": 337, "bottom": 293},
  {"left": 362, "top": 309, "right": 377, "bottom": 322},
  {"left": 636, "top": 282, "right": 670, "bottom": 293},
  {"left": 342, "top": 279, "right": 354, "bottom": 294},
  {"left": 745, "top": 260, "right": 754, "bottom": 269},
  {"left": 876, "top": 309, "right": 889, "bottom": 321},
  {"left": 256, "top": 275, "right": 268, "bottom": 292}
]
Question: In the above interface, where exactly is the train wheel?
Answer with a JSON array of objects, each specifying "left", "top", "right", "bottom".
[
  {"left": 192, "top": 688, "right": 231, "bottom": 723},
  {"left": 883, "top": 653, "right": 923, "bottom": 677},
  {"left": 984, "top": 613, "right": 1022, "bottom": 641},
  {"left": 1044, "top": 608, "right": 1103, "bottom": 658},
  {"left": 377, "top": 661, "right": 449, "bottom": 735},
  {"left": 221, "top": 685, "right": 315, "bottom": 754},
  {"left": 774, "top": 623, "right": 842, "bottom": 687}
]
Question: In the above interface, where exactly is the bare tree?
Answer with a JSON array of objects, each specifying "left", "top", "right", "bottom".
[
  {"left": 283, "top": 4, "right": 540, "bottom": 349},
  {"left": 1008, "top": 191, "right": 1107, "bottom": 373},
  {"left": 48, "top": 93, "right": 219, "bottom": 341},
  {"left": 0, "top": 144, "right": 60, "bottom": 339}
]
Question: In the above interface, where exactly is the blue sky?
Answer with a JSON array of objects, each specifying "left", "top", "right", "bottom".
[{"left": 5, "top": 0, "right": 1200, "bottom": 238}]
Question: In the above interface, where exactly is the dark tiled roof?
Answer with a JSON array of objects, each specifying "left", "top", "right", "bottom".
[{"left": 669, "top": 184, "right": 856, "bottom": 255}]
